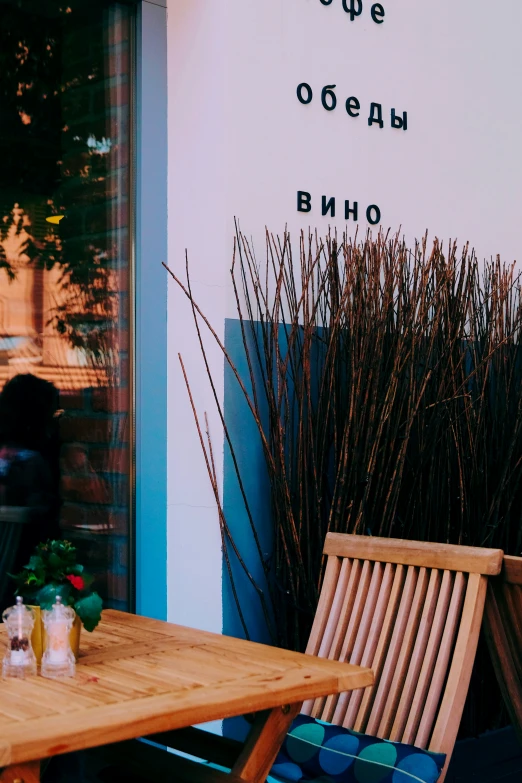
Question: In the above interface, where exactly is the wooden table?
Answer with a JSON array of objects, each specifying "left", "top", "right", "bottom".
[{"left": 0, "top": 610, "right": 373, "bottom": 783}]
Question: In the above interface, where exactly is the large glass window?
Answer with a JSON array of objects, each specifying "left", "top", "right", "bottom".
[{"left": 0, "top": 0, "right": 135, "bottom": 609}]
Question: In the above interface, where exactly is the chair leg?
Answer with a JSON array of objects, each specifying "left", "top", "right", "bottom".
[
  {"left": 484, "top": 584, "right": 522, "bottom": 745},
  {"left": 231, "top": 703, "right": 301, "bottom": 783},
  {"left": 84, "top": 705, "right": 301, "bottom": 783}
]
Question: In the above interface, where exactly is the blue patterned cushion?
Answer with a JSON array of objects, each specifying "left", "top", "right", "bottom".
[{"left": 269, "top": 715, "right": 446, "bottom": 783}]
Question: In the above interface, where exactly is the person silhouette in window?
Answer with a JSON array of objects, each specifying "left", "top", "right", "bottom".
[{"left": 0, "top": 374, "right": 61, "bottom": 608}]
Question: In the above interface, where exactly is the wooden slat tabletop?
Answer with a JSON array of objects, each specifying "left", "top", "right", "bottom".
[{"left": 0, "top": 610, "right": 373, "bottom": 768}]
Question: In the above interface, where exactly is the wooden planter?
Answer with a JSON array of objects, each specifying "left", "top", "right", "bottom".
[{"left": 29, "top": 605, "right": 82, "bottom": 663}]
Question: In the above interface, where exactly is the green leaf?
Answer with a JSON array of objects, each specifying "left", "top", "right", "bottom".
[
  {"left": 79, "top": 573, "right": 94, "bottom": 590},
  {"left": 74, "top": 592, "right": 103, "bottom": 633},
  {"left": 48, "top": 552, "right": 64, "bottom": 570},
  {"left": 36, "top": 583, "right": 72, "bottom": 610},
  {"left": 26, "top": 573, "right": 44, "bottom": 587},
  {"left": 26, "top": 555, "right": 44, "bottom": 572}
]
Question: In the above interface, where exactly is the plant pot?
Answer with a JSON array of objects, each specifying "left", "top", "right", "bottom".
[{"left": 29, "top": 605, "right": 82, "bottom": 664}]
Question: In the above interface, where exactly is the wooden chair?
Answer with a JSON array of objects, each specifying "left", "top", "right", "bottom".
[
  {"left": 97, "top": 534, "right": 503, "bottom": 783},
  {"left": 484, "top": 554, "right": 522, "bottom": 744},
  {"left": 297, "top": 534, "right": 503, "bottom": 783}
]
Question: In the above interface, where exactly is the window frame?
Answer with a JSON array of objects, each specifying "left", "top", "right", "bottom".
[{"left": 133, "top": 0, "right": 168, "bottom": 619}]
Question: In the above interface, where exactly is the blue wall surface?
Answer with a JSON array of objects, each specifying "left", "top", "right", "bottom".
[
  {"left": 222, "top": 318, "right": 273, "bottom": 645},
  {"left": 222, "top": 318, "right": 274, "bottom": 740}
]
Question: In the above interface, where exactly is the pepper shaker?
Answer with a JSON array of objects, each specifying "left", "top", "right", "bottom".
[{"left": 2, "top": 596, "right": 37, "bottom": 678}]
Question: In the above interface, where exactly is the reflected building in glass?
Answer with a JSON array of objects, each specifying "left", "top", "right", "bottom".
[{"left": 0, "top": 0, "right": 135, "bottom": 610}]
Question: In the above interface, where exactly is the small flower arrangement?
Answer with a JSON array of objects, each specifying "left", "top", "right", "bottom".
[{"left": 10, "top": 539, "right": 103, "bottom": 632}]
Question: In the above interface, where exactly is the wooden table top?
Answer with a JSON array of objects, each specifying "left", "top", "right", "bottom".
[{"left": 0, "top": 609, "right": 373, "bottom": 767}]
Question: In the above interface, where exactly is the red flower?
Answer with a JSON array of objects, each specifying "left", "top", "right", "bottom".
[{"left": 66, "top": 574, "right": 85, "bottom": 591}]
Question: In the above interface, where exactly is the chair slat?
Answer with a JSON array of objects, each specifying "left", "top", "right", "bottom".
[
  {"left": 415, "top": 571, "right": 466, "bottom": 748},
  {"left": 305, "top": 556, "right": 342, "bottom": 657},
  {"left": 353, "top": 564, "right": 406, "bottom": 733},
  {"left": 377, "top": 566, "right": 429, "bottom": 738},
  {"left": 327, "top": 559, "right": 362, "bottom": 661},
  {"left": 302, "top": 555, "right": 343, "bottom": 716},
  {"left": 484, "top": 556, "right": 522, "bottom": 745},
  {"left": 342, "top": 563, "right": 395, "bottom": 728},
  {"left": 430, "top": 573, "right": 487, "bottom": 773},
  {"left": 348, "top": 562, "right": 386, "bottom": 665},
  {"left": 309, "top": 558, "right": 362, "bottom": 719},
  {"left": 401, "top": 570, "right": 453, "bottom": 745},
  {"left": 389, "top": 568, "right": 443, "bottom": 742},
  {"left": 338, "top": 560, "right": 373, "bottom": 663},
  {"left": 365, "top": 565, "right": 418, "bottom": 736},
  {"left": 316, "top": 558, "right": 352, "bottom": 659},
  {"left": 321, "top": 560, "right": 372, "bottom": 722},
  {"left": 505, "top": 584, "right": 522, "bottom": 667},
  {"left": 484, "top": 580, "right": 522, "bottom": 744},
  {"left": 334, "top": 562, "right": 386, "bottom": 725}
]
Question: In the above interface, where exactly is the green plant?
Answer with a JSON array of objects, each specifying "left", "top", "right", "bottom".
[{"left": 11, "top": 539, "right": 103, "bottom": 632}]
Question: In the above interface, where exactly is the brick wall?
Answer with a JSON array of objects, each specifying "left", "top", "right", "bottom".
[
  {"left": 59, "top": 386, "right": 130, "bottom": 609},
  {"left": 55, "top": 4, "right": 133, "bottom": 611},
  {"left": 0, "top": 3, "right": 135, "bottom": 610}
]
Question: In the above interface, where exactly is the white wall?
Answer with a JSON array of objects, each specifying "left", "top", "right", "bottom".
[
  {"left": 167, "top": 2, "right": 227, "bottom": 632},
  {"left": 167, "top": 0, "right": 522, "bottom": 626}
]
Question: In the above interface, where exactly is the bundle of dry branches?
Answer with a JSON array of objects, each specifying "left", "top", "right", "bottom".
[{"left": 166, "top": 228, "right": 522, "bottom": 666}]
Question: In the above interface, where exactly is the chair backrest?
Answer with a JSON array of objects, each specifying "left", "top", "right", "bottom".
[
  {"left": 302, "top": 534, "right": 503, "bottom": 780},
  {"left": 484, "top": 554, "right": 522, "bottom": 744}
]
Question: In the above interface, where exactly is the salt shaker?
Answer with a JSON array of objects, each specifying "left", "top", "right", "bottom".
[
  {"left": 2, "top": 596, "right": 37, "bottom": 678},
  {"left": 41, "top": 596, "right": 76, "bottom": 679}
]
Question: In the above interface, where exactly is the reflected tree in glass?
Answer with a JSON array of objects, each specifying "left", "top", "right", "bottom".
[{"left": 0, "top": 0, "right": 133, "bottom": 610}]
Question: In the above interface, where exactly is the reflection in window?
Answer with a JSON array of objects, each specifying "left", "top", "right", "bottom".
[{"left": 0, "top": 0, "right": 134, "bottom": 609}]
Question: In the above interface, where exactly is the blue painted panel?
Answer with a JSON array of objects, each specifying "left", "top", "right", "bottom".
[
  {"left": 135, "top": 0, "right": 168, "bottom": 620},
  {"left": 222, "top": 318, "right": 276, "bottom": 742},
  {"left": 222, "top": 318, "right": 274, "bottom": 646},
  {"left": 222, "top": 318, "right": 324, "bottom": 739},
  {"left": 222, "top": 317, "right": 318, "bottom": 644}
]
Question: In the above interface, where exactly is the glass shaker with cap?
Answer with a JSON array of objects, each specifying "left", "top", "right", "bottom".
[
  {"left": 2, "top": 596, "right": 37, "bottom": 678},
  {"left": 41, "top": 595, "right": 76, "bottom": 679}
]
